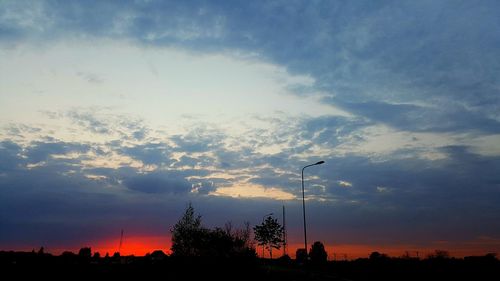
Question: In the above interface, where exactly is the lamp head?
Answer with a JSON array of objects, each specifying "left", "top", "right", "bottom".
[{"left": 315, "top": 161, "right": 325, "bottom": 165}]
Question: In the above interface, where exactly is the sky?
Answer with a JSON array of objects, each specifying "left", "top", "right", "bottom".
[{"left": 1, "top": 0, "right": 500, "bottom": 259}]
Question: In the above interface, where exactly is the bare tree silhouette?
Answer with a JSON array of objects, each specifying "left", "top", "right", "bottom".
[{"left": 253, "top": 216, "right": 283, "bottom": 259}]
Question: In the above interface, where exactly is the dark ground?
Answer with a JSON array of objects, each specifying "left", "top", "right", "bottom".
[{"left": 1, "top": 251, "right": 499, "bottom": 280}]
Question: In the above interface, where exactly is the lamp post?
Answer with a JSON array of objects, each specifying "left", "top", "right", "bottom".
[
  {"left": 261, "top": 213, "right": 273, "bottom": 258},
  {"left": 301, "top": 161, "right": 324, "bottom": 258}
]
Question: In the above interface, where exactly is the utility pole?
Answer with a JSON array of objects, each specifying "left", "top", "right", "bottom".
[{"left": 282, "top": 205, "right": 287, "bottom": 256}]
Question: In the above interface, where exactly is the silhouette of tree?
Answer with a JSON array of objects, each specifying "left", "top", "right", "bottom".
[
  {"left": 61, "top": 251, "right": 75, "bottom": 257},
  {"left": 235, "top": 221, "right": 253, "bottom": 249},
  {"left": 253, "top": 216, "right": 283, "bottom": 259},
  {"left": 428, "top": 250, "right": 450, "bottom": 259},
  {"left": 78, "top": 247, "right": 91, "bottom": 258},
  {"left": 277, "top": 254, "right": 292, "bottom": 265},
  {"left": 171, "top": 203, "right": 256, "bottom": 258},
  {"left": 296, "top": 248, "right": 308, "bottom": 263},
  {"left": 370, "top": 251, "right": 388, "bottom": 260},
  {"left": 151, "top": 250, "right": 167, "bottom": 261},
  {"left": 171, "top": 203, "right": 206, "bottom": 256},
  {"left": 310, "top": 241, "right": 327, "bottom": 264}
]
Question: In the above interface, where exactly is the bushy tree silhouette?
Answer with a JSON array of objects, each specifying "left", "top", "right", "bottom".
[
  {"left": 78, "top": 247, "right": 92, "bottom": 263},
  {"left": 370, "top": 251, "right": 388, "bottom": 260},
  {"left": 171, "top": 203, "right": 256, "bottom": 258},
  {"left": 253, "top": 216, "right": 283, "bottom": 259},
  {"left": 296, "top": 248, "right": 307, "bottom": 263},
  {"left": 310, "top": 241, "right": 327, "bottom": 264},
  {"left": 78, "top": 247, "right": 92, "bottom": 259},
  {"left": 171, "top": 203, "right": 205, "bottom": 257}
]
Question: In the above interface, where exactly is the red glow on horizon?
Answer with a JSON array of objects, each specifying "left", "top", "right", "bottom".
[
  {"left": 91, "top": 235, "right": 171, "bottom": 256},
  {"left": 2, "top": 235, "right": 497, "bottom": 259}
]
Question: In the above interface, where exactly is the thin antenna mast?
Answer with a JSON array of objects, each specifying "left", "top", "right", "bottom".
[
  {"left": 282, "top": 205, "right": 287, "bottom": 256},
  {"left": 118, "top": 229, "right": 124, "bottom": 254}
]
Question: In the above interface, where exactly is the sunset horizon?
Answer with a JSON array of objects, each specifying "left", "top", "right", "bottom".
[{"left": 3, "top": 228, "right": 498, "bottom": 260}]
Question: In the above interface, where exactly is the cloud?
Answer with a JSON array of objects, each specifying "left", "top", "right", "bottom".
[
  {"left": 123, "top": 172, "right": 192, "bottom": 194},
  {"left": 3, "top": 124, "right": 42, "bottom": 138},
  {"left": 331, "top": 100, "right": 500, "bottom": 133},
  {"left": 3, "top": 1, "right": 499, "bottom": 135},
  {"left": 338, "top": 180, "right": 353, "bottom": 188},
  {"left": 300, "top": 115, "right": 370, "bottom": 146},
  {"left": 119, "top": 143, "right": 173, "bottom": 166},
  {"left": 1, "top": 136, "right": 500, "bottom": 250},
  {"left": 0, "top": 140, "right": 23, "bottom": 171},
  {"left": 171, "top": 131, "right": 222, "bottom": 153},
  {"left": 66, "top": 110, "right": 111, "bottom": 135},
  {"left": 191, "top": 180, "right": 216, "bottom": 195},
  {"left": 24, "top": 140, "right": 90, "bottom": 163}
]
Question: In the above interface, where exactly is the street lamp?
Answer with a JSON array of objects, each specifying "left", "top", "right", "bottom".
[
  {"left": 301, "top": 161, "right": 324, "bottom": 258},
  {"left": 261, "top": 213, "right": 273, "bottom": 258}
]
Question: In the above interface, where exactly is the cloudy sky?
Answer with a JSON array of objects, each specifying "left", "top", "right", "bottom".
[{"left": 1, "top": 0, "right": 500, "bottom": 258}]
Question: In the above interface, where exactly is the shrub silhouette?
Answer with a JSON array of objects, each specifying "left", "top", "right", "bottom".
[
  {"left": 150, "top": 250, "right": 167, "bottom": 261},
  {"left": 370, "top": 251, "right": 388, "bottom": 260},
  {"left": 296, "top": 248, "right": 308, "bottom": 263},
  {"left": 309, "top": 241, "right": 327, "bottom": 264}
]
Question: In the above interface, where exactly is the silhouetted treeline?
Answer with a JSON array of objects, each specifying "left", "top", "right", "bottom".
[
  {"left": 323, "top": 252, "right": 500, "bottom": 281},
  {"left": 1, "top": 249, "right": 499, "bottom": 280},
  {"left": 170, "top": 203, "right": 256, "bottom": 259}
]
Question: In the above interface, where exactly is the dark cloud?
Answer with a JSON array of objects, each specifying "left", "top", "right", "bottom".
[
  {"left": 119, "top": 143, "right": 174, "bottom": 166},
  {"left": 1, "top": 136, "right": 500, "bottom": 250},
  {"left": 119, "top": 119, "right": 150, "bottom": 141},
  {"left": 249, "top": 166, "right": 295, "bottom": 191},
  {"left": 24, "top": 140, "right": 90, "bottom": 163},
  {"left": 171, "top": 132, "right": 222, "bottom": 153},
  {"left": 0, "top": 140, "right": 23, "bottom": 171},
  {"left": 300, "top": 115, "right": 370, "bottom": 146},
  {"left": 123, "top": 171, "right": 192, "bottom": 194},
  {"left": 172, "top": 154, "right": 216, "bottom": 170},
  {"left": 331, "top": 100, "right": 500, "bottom": 133},
  {"left": 314, "top": 146, "right": 500, "bottom": 225},
  {"left": 53, "top": 109, "right": 151, "bottom": 141}
]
